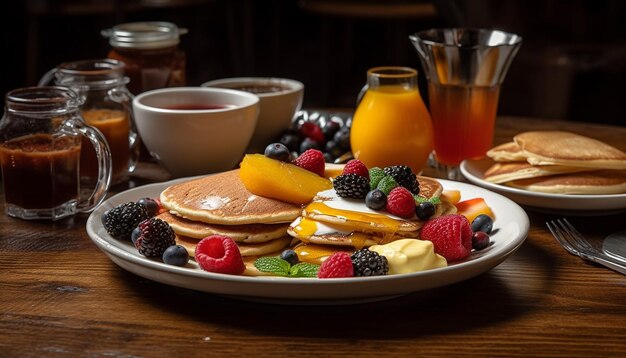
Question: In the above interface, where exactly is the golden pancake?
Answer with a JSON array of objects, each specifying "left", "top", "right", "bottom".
[
  {"left": 483, "top": 162, "right": 592, "bottom": 184},
  {"left": 176, "top": 235, "right": 292, "bottom": 257},
  {"left": 507, "top": 170, "right": 626, "bottom": 194},
  {"left": 416, "top": 176, "right": 444, "bottom": 200},
  {"left": 157, "top": 211, "right": 288, "bottom": 243},
  {"left": 160, "top": 170, "right": 301, "bottom": 225},
  {"left": 514, "top": 131, "right": 626, "bottom": 169},
  {"left": 486, "top": 142, "right": 527, "bottom": 162}
]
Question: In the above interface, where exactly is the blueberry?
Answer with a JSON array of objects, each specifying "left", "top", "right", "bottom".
[
  {"left": 471, "top": 214, "right": 494, "bottom": 234},
  {"left": 279, "top": 133, "right": 300, "bottom": 152},
  {"left": 333, "top": 127, "right": 351, "bottom": 150},
  {"left": 280, "top": 249, "right": 299, "bottom": 266},
  {"left": 472, "top": 231, "right": 490, "bottom": 250},
  {"left": 131, "top": 226, "right": 142, "bottom": 244},
  {"left": 299, "top": 137, "right": 320, "bottom": 153},
  {"left": 324, "top": 152, "right": 334, "bottom": 163},
  {"left": 162, "top": 245, "right": 190, "bottom": 266},
  {"left": 101, "top": 209, "right": 110, "bottom": 226},
  {"left": 264, "top": 142, "right": 291, "bottom": 162},
  {"left": 137, "top": 197, "right": 160, "bottom": 217},
  {"left": 325, "top": 140, "right": 343, "bottom": 159},
  {"left": 415, "top": 201, "right": 436, "bottom": 220},
  {"left": 365, "top": 189, "right": 387, "bottom": 210},
  {"left": 322, "top": 120, "right": 341, "bottom": 140}
]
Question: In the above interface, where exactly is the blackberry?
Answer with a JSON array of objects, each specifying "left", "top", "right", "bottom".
[
  {"left": 333, "top": 174, "right": 369, "bottom": 199},
  {"left": 351, "top": 248, "right": 389, "bottom": 277},
  {"left": 102, "top": 202, "right": 149, "bottom": 240},
  {"left": 384, "top": 165, "right": 420, "bottom": 194},
  {"left": 134, "top": 218, "right": 176, "bottom": 257}
]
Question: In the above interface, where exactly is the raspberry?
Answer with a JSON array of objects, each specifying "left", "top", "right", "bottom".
[
  {"left": 385, "top": 187, "right": 416, "bottom": 219},
  {"left": 195, "top": 235, "right": 245, "bottom": 275},
  {"left": 102, "top": 202, "right": 149, "bottom": 240},
  {"left": 134, "top": 218, "right": 176, "bottom": 257},
  {"left": 369, "top": 167, "right": 385, "bottom": 190},
  {"left": 317, "top": 252, "right": 354, "bottom": 278},
  {"left": 333, "top": 173, "right": 369, "bottom": 199},
  {"left": 384, "top": 165, "right": 420, "bottom": 194},
  {"left": 342, "top": 159, "right": 369, "bottom": 179},
  {"left": 420, "top": 214, "right": 473, "bottom": 262},
  {"left": 351, "top": 248, "right": 388, "bottom": 276},
  {"left": 299, "top": 122, "right": 325, "bottom": 143},
  {"left": 293, "top": 149, "right": 325, "bottom": 176},
  {"left": 376, "top": 175, "right": 399, "bottom": 195}
]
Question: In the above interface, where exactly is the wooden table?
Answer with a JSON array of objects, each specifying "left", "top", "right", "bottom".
[{"left": 2, "top": 116, "right": 626, "bottom": 357}]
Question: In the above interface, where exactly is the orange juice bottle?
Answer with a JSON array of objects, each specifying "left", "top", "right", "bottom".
[{"left": 350, "top": 67, "right": 433, "bottom": 173}]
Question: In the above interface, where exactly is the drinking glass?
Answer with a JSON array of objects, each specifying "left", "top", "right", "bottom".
[
  {"left": 0, "top": 86, "right": 112, "bottom": 220},
  {"left": 350, "top": 66, "right": 434, "bottom": 174},
  {"left": 410, "top": 28, "right": 522, "bottom": 180}
]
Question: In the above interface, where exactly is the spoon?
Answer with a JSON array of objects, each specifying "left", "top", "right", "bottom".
[{"left": 602, "top": 231, "right": 626, "bottom": 263}]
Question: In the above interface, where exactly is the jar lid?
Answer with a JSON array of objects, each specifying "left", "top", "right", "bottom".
[{"left": 101, "top": 21, "right": 188, "bottom": 49}]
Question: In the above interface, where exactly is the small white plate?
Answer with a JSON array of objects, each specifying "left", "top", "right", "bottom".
[
  {"left": 460, "top": 158, "right": 626, "bottom": 214},
  {"left": 86, "top": 177, "right": 529, "bottom": 305}
]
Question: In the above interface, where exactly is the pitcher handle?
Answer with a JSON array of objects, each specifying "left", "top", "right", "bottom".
[
  {"left": 62, "top": 118, "right": 112, "bottom": 213},
  {"left": 108, "top": 83, "right": 140, "bottom": 173},
  {"left": 38, "top": 68, "right": 58, "bottom": 86},
  {"left": 356, "top": 84, "right": 368, "bottom": 107}
]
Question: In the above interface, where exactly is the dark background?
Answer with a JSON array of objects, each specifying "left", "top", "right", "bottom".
[{"left": 2, "top": 0, "right": 626, "bottom": 126}]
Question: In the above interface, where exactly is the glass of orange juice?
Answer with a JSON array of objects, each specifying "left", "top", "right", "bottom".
[
  {"left": 410, "top": 28, "right": 522, "bottom": 180},
  {"left": 350, "top": 66, "right": 434, "bottom": 174}
]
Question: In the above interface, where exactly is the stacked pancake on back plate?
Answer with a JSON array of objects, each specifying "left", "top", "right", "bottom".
[{"left": 484, "top": 131, "right": 626, "bottom": 194}]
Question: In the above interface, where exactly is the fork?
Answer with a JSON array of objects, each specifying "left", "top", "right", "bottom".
[{"left": 546, "top": 218, "right": 626, "bottom": 275}]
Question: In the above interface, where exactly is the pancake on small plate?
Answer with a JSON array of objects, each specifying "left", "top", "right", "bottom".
[
  {"left": 483, "top": 162, "right": 591, "bottom": 184},
  {"left": 506, "top": 170, "right": 626, "bottom": 195},
  {"left": 160, "top": 169, "right": 301, "bottom": 225},
  {"left": 514, "top": 131, "right": 626, "bottom": 169},
  {"left": 486, "top": 142, "right": 527, "bottom": 162}
]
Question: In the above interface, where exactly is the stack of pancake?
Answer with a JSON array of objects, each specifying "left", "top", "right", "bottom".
[
  {"left": 287, "top": 176, "right": 458, "bottom": 263},
  {"left": 158, "top": 170, "right": 301, "bottom": 271},
  {"left": 484, "top": 131, "right": 626, "bottom": 194}
]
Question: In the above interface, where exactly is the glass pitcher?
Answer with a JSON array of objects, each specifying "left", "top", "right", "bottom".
[
  {"left": 350, "top": 66, "right": 434, "bottom": 174},
  {"left": 0, "top": 86, "right": 112, "bottom": 220},
  {"left": 39, "top": 59, "right": 139, "bottom": 185}
]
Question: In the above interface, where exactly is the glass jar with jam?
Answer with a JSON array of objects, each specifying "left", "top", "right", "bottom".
[
  {"left": 101, "top": 21, "right": 187, "bottom": 94},
  {"left": 38, "top": 59, "right": 139, "bottom": 185}
]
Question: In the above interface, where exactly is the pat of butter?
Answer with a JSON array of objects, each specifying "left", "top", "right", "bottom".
[{"left": 369, "top": 239, "right": 447, "bottom": 274}]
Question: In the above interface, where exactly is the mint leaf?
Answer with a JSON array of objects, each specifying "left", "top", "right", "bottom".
[
  {"left": 414, "top": 195, "right": 442, "bottom": 205},
  {"left": 254, "top": 257, "right": 290, "bottom": 276},
  {"left": 369, "top": 167, "right": 385, "bottom": 190},
  {"left": 289, "top": 263, "right": 320, "bottom": 278},
  {"left": 377, "top": 175, "right": 399, "bottom": 195}
]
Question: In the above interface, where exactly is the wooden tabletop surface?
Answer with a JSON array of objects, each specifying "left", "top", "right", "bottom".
[{"left": 1, "top": 116, "right": 626, "bottom": 357}]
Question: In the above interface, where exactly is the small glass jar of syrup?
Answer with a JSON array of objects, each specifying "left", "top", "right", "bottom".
[{"left": 101, "top": 21, "right": 187, "bottom": 95}]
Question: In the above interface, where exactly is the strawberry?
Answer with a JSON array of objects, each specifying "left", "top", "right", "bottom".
[
  {"left": 317, "top": 252, "right": 354, "bottom": 278},
  {"left": 385, "top": 187, "right": 415, "bottom": 219},
  {"left": 342, "top": 159, "right": 369, "bottom": 179},
  {"left": 420, "top": 214, "right": 473, "bottom": 262},
  {"left": 195, "top": 235, "right": 245, "bottom": 275},
  {"left": 299, "top": 122, "right": 325, "bottom": 143},
  {"left": 293, "top": 149, "right": 325, "bottom": 176}
]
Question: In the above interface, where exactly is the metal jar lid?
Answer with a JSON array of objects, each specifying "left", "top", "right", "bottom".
[{"left": 101, "top": 21, "right": 188, "bottom": 49}]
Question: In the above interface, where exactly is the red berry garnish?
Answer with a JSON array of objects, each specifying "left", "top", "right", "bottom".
[
  {"left": 342, "top": 159, "right": 369, "bottom": 179},
  {"left": 317, "top": 252, "right": 354, "bottom": 278},
  {"left": 385, "top": 187, "right": 415, "bottom": 219},
  {"left": 420, "top": 214, "right": 473, "bottom": 262},
  {"left": 472, "top": 231, "right": 490, "bottom": 250},
  {"left": 293, "top": 149, "right": 325, "bottom": 176},
  {"left": 299, "top": 122, "right": 325, "bottom": 143},
  {"left": 195, "top": 235, "right": 245, "bottom": 275}
]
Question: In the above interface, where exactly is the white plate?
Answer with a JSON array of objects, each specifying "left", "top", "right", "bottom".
[
  {"left": 460, "top": 158, "right": 626, "bottom": 214},
  {"left": 86, "top": 177, "right": 529, "bottom": 305}
]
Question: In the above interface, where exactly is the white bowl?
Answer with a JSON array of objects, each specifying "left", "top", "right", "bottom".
[
  {"left": 202, "top": 77, "right": 304, "bottom": 153},
  {"left": 132, "top": 87, "right": 259, "bottom": 177}
]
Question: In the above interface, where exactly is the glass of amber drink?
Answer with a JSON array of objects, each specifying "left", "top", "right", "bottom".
[{"left": 410, "top": 28, "right": 522, "bottom": 180}]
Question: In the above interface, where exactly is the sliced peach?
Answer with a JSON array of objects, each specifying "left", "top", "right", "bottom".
[
  {"left": 239, "top": 154, "right": 333, "bottom": 205},
  {"left": 455, "top": 197, "right": 495, "bottom": 224},
  {"left": 324, "top": 163, "right": 345, "bottom": 179},
  {"left": 441, "top": 189, "right": 461, "bottom": 204}
]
